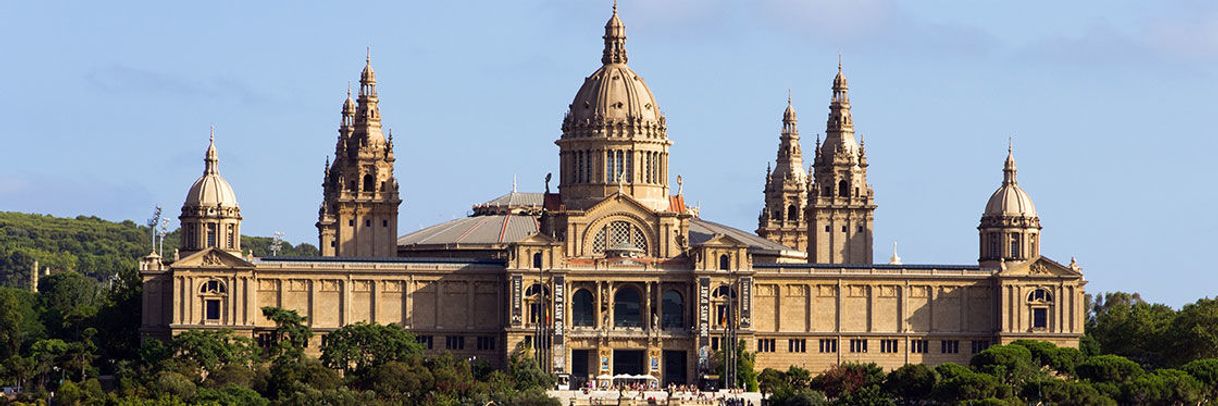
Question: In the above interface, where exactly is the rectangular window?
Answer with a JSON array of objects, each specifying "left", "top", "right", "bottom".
[
  {"left": 941, "top": 340, "right": 960, "bottom": 354},
  {"left": 445, "top": 336, "right": 465, "bottom": 350},
  {"left": 205, "top": 299, "right": 221, "bottom": 321},
  {"left": 849, "top": 339, "right": 868, "bottom": 353},
  {"left": 365, "top": 219, "right": 371, "bottom": 227},
  {"left": 1010, "top": 233, "right": 1022, "bottom": 259},
  {"left": 256, "top": 333, "right": 273, "bottom": 351},
  {"left": 383, "top": 219, "right": 388, "bottom": 227},
  {"left": 880, "top": 339, "right": 898, "bottom": 353},
  {"left": 1032, "top": 308, "right": 1048, "bottom": 329},
  {"left": 787, "top": 339, "right": 806, "bottom": 353},
  {"left": 348, "top": 219, "right": 354, "bottom": 227},
  {"left": 711, "top": 337, "right": 721, "bottom": 351},
  {"left": 477, "top": 336, "right": 496, "bottom": 351},
  {"left": 757, "top": 339, "right": 776, "bottom": 353},
  {"left": 416, "top": 335, "right": 433, "bottom": 350},
  {"left": 841, "top": 225, "right": 848, "bottom": 232},
  {"left": 226, "top": 224, "right": 235, "bottom": 249},
  {"left": 819, "top": 339, "right": 838, "bottom": 353},
  {"left": 971, "top": 340, "right": 992, "bottom": 354},
  {"left": 625, "top": 151, "right": 633, "bottom": 182},
  {"left": 206, "top": 223, "right": 217, "bottom": 247},
  {"left": 911, "top": 340, "right": 929, "bottom": 354}
]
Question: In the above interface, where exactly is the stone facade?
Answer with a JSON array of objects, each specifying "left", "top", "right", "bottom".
[{"left": 142, "top": 5, "right": 1085, "bottom": 388}]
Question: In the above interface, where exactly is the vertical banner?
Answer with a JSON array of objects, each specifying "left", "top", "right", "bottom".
[
  {"left": 740, "top": 276, "right": 753, "bottom": 329},
  {"left": 697, "top": 276, "right": 711, "bottom": 371},
  {"left": 552, "top": 276, "right": 566, "bottom": 373},
  {"left": 510, "top": 275, "right": 523, "bottom": 327}
]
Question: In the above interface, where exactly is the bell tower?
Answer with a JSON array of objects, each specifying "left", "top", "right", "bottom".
[
  {"left": 317, "top": 52, "right": 402, "bottom": 257},
  {"left": 806, "top": 62, "right": 876, "bottom": 264},
  {"left": 757, "top": 94, "right": 808, "bottom": 251}
]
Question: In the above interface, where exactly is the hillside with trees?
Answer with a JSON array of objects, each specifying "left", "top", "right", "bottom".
[{"left": 0, "top": 211, "right": 317, "bottom": 288}]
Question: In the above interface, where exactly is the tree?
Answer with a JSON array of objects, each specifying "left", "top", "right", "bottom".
[
  {"left": 1086, "top": 291, "right": 1175, "bottom": 367},
  {"left": 0, "top": 287, "right": 45, "bottom": 359},
  {"left": 506, "top": 342, "right": 554, "bottom": 391},
  {"left": 260, "top": 307, "right": 312, "bottom": 359},
  {"left": 712, "top": 339, "right": 758, "bottom": 391},
  {"left": 759, "top": 367, "right": 789, "bottom": 399},
  {"left": 810, "top": 362, "right": 884, "bottom": 399},
  {"left": 1119, "top": 369, "right": 1205, "bottom": 405},
  {"left": 1021, "top": 378, "right": 1115, "bottom": 406},
  {"left": 933, "top": 368, "right": 1008, "bottom": 403},
  {"left": 319, "top": 322, "right": 423, "bottom": 375},
  {"left": 37, "top": 271, "right": 102, "bottom": 339},
  {"left": 969, "top": 344, "right": 1037, "bottom": 385},
  {"left": 1166, "top": 298, "right": 1218, "bottom": 366},
  {"left": 1075, "top": 354, "right": 1144, "bottom": 384},
  {"left": 195, "top": 384, "right": 270, "bottom": 406},
  {"left": 1011, "top": 340, "right": 1084, "bottom": 376},
  {"left": 166, "top": 329, "right": 258, "bottom": 381},
  {"left": 1181, "top": 358, "right": 1218, "bottom": 402},
  {"left": 885, "top": 364, "right": 938, "bottom": 404}
]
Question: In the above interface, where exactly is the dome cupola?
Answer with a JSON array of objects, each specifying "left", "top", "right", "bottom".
[
  {"left": 979, "top": 141, "right": 1041, "bottom": 263},
  {"left": 179, "top": 128, "right": 243, "bottom": 257},
  {"left": 557, "top": 3, "right": 672, "bottom": 211}
]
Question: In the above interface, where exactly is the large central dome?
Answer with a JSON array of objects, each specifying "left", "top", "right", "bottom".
[{"left": 557, "top": 5, "right": 672, "bottom": 212}]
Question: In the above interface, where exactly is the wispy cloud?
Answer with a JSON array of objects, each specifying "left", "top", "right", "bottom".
[{"left": 84, "top": 65, "right": 269, "bottom": 105}]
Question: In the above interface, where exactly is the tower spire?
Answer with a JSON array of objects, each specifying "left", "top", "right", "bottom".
[
  {"left": 1004, "top": 137, "right": 1018, "bottom": 185},
  {"left": 204, "top": 126, "right": 218, "bottom": 175},
  {"left": 602, "top": 1, "right": 628, "bottom": 65}
]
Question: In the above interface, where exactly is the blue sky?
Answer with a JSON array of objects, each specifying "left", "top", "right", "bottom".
[{"left": 1, "top": 1, "right": 1216, "bottom": 306}]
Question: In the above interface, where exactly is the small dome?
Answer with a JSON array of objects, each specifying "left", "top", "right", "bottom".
[
  {"left": 184, "top": 135, "right": 239, "bottom": 209},
  {"left": 567, "top": 64, "right": 662, "bottom": 124},
  {"left": 983, "top": 147, "right": 1036, "bottom": 218},
  {"left": 566, "top": 7, "right": 662, "bottom": 128},
  {"left": 984, "top": 182, "right": 1036, "bottom": 218}
]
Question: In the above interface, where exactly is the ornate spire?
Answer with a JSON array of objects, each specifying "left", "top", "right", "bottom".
[
  {"left": 204, "top": 126, "right": 218, "bottom": 175},
  {"left": 360, "top": 47, "right": 376, "bottom": 93},
  {"left": 1004, "top": 137, "right": 1018, "bottom": 185},
  {"left": 601, "top": 1, "right": 628, "bottom": 65}
]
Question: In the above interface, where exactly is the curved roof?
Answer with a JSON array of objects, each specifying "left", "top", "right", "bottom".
[
  {"left": 984, "top": 147, "right": 1037, "bottom": 218},
  {"left": 184, "top": 135, "right": 239, "bottom": 209},
  {"left": 397, "top": 214, "right": 538, "bottom": 247},
  {"left": 689, "top": 218, "right": 797, "bottom": 254}
]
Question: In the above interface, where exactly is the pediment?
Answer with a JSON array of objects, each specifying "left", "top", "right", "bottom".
[
  {"left": 580, "top": 192, "right": 659, "bottom": 223},
  {"left": 693, "top": 232, "right": 749, "bottom": 249},
  {"left": 999, "top": 256, "right": 1081, "bottom": 278},
  {"left": 172, "top": 248, "right": 254, "bottom": 270},
  {"left": 517, "top": 232, "right": 560, "bottom": 246}
]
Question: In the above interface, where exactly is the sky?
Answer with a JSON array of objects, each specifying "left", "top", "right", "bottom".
[{"left": 1, "top": 1, "right": 1216, "bottom": 307}]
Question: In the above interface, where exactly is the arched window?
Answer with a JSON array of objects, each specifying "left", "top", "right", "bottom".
[
  {"left": 572, "top": 289, "right": 595, "bottom": 327},
  {"left": 1010, "top": 233, "right": 1022, "bottom": 259},
  {"left": 592, "top": 220, "right": 648, "bottom": 255},
  {"left": 662, "top": 290, "right": 684, "bottom": 329},
  {"left": 1027, "top": 288, "right": 1052, "bottom": 330},
  {"left": 787, "top": 205, "right": 798, "bottom": 221},
  {"left": 772, "top": 210, "right": 781, "bottom": 221},
  {"left": 532, "top": 252, "right": 543, "bottom": 269},
  {"left": 524, "top": 283, "right": 550, "bottom": 327},
  {"left": 614, "top": 286, "right": 642, "bottom": 328},
  {"left": 838, "top": 180, "right": 849, "bottom": 197},
  {"left": 200, "top": 279, "right": 227, "bottom": 294},
  {"left": 1027, "top": 288, "right": 1053, "bottom": 303},
  {"left": 712, "top": 285, "right": 736, "bottom": 328},
  {"left": 362, "top": 174, "right": 374, "bottom": 192},
  {"left": 719, "top": 254, "right": 731, "bottom": 270}
]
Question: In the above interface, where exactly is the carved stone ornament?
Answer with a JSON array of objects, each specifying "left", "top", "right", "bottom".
[
  {"left": 1030, "top": 262, "right": 1051, "bottom": 275},
  {"left": 202, "top": 252, "right": 223, "bottom": 266}
]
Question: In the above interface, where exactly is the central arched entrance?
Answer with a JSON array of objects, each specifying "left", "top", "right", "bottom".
[{"left": 612, "top": 349, "right": 646, "bottom": 375}]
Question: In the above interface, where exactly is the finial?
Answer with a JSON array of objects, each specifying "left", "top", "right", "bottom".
[
  {"left": 888, "top": 241, "right": 902, "bottom": 265},
  {"left": 209, "top": 125, "right": 215, "bottom": 143},
  {"left": 1008, "top": 136, "right": 1013, "bottom": 154},
  {"left": 366, "top": 46, "right": 371, "bottom": 64},
  {"left": 512, "top": 174, "right": 518, "bottom": 193},
  {"left": 787, "top": 89, "right": 792, "bottom": 105},
  {"left": 837, "top": 53, "right": 842, "bottom": 71},
  {"left": 545, "top": 172, "right": 552, "bottom": 194},
  {"left": 613, "top": 0, "right": 618, "bottom": 14},
  {"left": 347, "top": 81, "right": 352, "bottom": 97}
]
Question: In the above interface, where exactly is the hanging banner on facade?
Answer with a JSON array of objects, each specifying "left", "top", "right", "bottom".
[
  {"left": 740, "top": 276, "right": 753, "bottom": 329},
  {"left": 698, "top": 276, "right": 711, "bottom": 369},
  {"left": 510, "top": 275, "right": 523, "bottom": 326},
  {"left": 553, "top": 276, "right": 565, "bottom": 339}
]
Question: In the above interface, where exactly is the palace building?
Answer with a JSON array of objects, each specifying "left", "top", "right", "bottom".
[{"left": 141, "top": 6, "right": 1086, "bottom": 387}]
